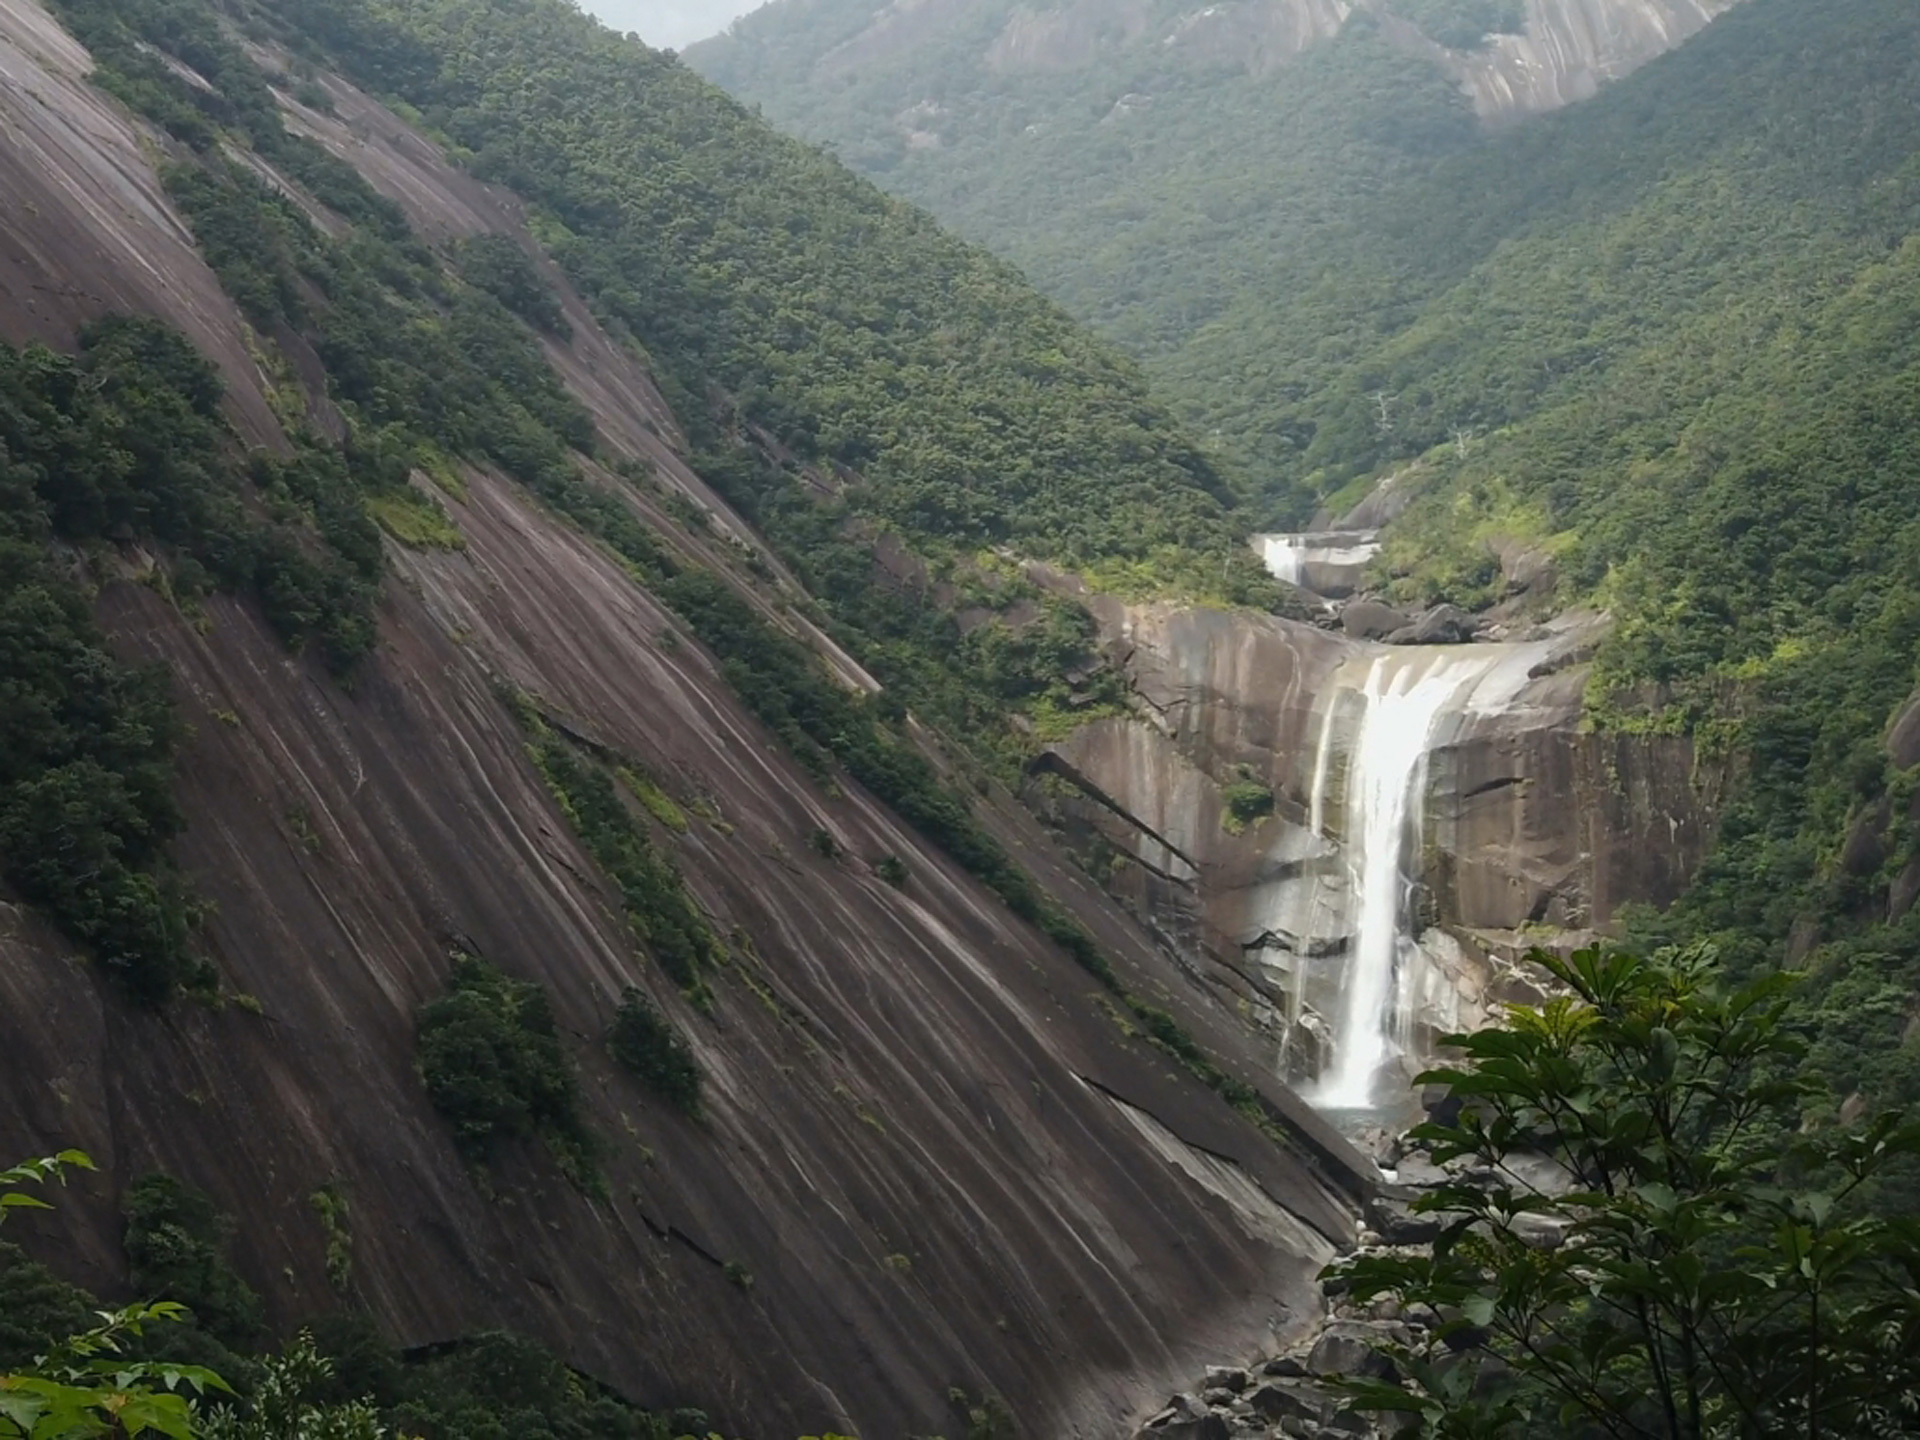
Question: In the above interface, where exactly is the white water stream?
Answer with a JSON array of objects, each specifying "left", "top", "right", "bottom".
[
  {"left": 1293, "top": 645, "right": 1544, "bottom": 1110},
  {"left": 1256, "top": 532, "right": 1380, "bottom": 592}
]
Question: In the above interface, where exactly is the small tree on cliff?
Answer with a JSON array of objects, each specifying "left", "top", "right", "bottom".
[{"left": 1329, "top": 943, "right": 1920, "bottom": 1439}]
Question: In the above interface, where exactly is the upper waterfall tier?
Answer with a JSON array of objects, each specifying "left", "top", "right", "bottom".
[{"left": 1256, "top": 531, "right": 1381, "bottom": 599}]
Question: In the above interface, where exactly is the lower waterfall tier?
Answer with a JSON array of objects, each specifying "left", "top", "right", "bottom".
[{"left": 1036, "top": 598, "right": 1722, "bottom": 1106}]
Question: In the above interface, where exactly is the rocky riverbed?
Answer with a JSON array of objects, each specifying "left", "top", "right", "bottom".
[{"left": 1133, "top": 1121, "right": 1575, "bottom": 1439}]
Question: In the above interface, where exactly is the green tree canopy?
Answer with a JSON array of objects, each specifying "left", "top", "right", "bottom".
[{"left": 1331, "top": 944, "right": 1920, "bottom": 1438}]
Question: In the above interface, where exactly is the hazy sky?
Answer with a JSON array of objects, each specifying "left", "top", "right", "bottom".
[{"left": 578, "top": 0, "right": 762, "bottom": 50}]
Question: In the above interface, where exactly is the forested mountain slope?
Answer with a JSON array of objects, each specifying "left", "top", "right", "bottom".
[
  {"left": 1192, "top": 0, "right": 1920, "bottom": 1128},
  {"left": 0, "top": 0, "right": 1369, "bottom": 1434},
  {"left": 706, "top": 0, "right": 1920, "bottom": 1129},
  {"left": 689, "top": 0, "right": 1742, "bottom": 490}
]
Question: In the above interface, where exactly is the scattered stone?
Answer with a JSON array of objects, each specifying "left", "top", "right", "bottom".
[
  {"left": 1205, "top": 1366, "right": 1251, "bottom": 1394},
  {"left": 1262, "top": 1355, "right": 1309, "bottom": 1379}
]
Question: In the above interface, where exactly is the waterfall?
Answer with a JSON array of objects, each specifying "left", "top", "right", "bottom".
[
  {"left": 1292, "top": 645, "right": 1542, "bottom": 1110},
  {"left": 1256, "top": 532, "right": 1380, "bottom": 595}
]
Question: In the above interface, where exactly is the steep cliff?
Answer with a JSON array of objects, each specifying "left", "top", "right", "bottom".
[
  {"left": 1433, "top": 0, "right": 1742, "bottom": 118},
  {"left": 1031, "top": 597, "right": 1719, "bottom": 1091},
  {"left": 0, "top": 3, "right": 1370, "bottom": 1435}
]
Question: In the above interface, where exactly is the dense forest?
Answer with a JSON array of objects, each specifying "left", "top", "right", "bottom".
[
  {"left": 701, "top": 0, "right": 1920, "bottom": 1122},
  {"left": 0, "top": 0, "right": 1328, "bottom": 1430},
  {"left": 286, "top": 0, "right": 1286, "bottom": 592},
  {"left": 689, "top": 0, "right": 1513, "bottom": 494}
]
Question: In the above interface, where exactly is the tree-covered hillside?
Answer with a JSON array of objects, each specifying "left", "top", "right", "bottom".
[
  {"left": 705, "top": 0, "right": 1920, "bottom": 1123},
  {"left": 691, "top": 0, "right": 1500, "bottom": 500},
  {"left": 1293, "top": 0, "right": 1920, "bottom": 1127},
  {"left": 281, "top": 0, "right": 1276, "bottom": 590}
]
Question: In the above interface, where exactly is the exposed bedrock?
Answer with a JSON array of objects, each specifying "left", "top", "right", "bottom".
[
  {"left": 817, "top": 0, "right": 1748, "bottom": 122},
  {"left": 1039, "top": 600, "right": 1723, "bottom": 1084},
  {"left": 0, "top": 8, "right": 1370, "bottom": 1436}
]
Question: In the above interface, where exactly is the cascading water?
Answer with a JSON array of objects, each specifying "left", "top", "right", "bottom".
[
  {"left": 1256, "top": 532, "right": 1381, "bottom": 594},
  {"left": 1286, "top": 645, "right": 1545, "bottom": 1111}
]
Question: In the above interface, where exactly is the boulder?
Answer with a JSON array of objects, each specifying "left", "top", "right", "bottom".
[
  {"left": 1385, "top": 604, "right": 1477, "bottom": 646},
  {"left": 1419, "top": 1083, "right": 1464, "bottom": 1128},
  {"left": 1510, "top": 1212, "right": 1571, "bottom": 1250},
  {"left": 1137, "top": 1405, "right": 1231, "bottom": 1440},
  {"left": 1204, "top": 1365, "right": 1251, "bottom": 1394},
  {"left": 1341, "top": 599, "right": 1409, "bottom": 640},
  {"left": 1138, "top": 1393, "right": 1232, "bottom": 1439},
  {"left": 1495, "top": 537, "right": 1558, "bottom": 598},
  {"left": 1308, "top": 1321, "right": 1406, "bottom": 1381},
  {"left": 1325, "top": 1407, "right": 1382, "bottom": 1436},
  {"left": 1365, "top": 1193, "right": 1443, "bottom": 1245},
  {"left": 1263, "top": 1355, "right": 1310, "bottom": 1379},
  {"left": 1888, "top": 689, "right": 1920, "bottom": 769},
  {"left": 1248, "top": 1380, "right": 1325, "bottom": 1424},
  {"left": 1390, "top": 1150, "right": 1450, "bottom": 1189},
  {"left": 1349, "top": 1122, "right": 1401, "bottom": 1167}
]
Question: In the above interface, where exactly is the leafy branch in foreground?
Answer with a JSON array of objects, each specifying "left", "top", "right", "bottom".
[
  {"left": 1, "top": 1153, "right": 231, "bottom": 1440},
  {"left": 1327, "top": 943, "right": 1920, "bottom": 1439}
]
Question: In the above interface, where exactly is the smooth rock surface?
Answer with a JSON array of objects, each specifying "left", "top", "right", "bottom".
[{"left": 0, "top": 11, "right": 1368, "bottom": 1437}]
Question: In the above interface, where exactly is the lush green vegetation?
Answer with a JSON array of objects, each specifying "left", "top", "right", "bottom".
[
  {"left": 1218, "top": 780, "right": 1275, "bottom": 836},
  {"left": 265, "top": 0, "right": 1275, "bottom": 584},
  {"left": 414, "top": 956, "right": 599, "bottom": 1188},
  {"left": 710, "top": 0, "right": 1920, "bottom": 1125},
  {"left": 691, "top": 4, "right": 1488, "bottom": 505},
  {"left": 1389, "top": 0, "right": 1525, "bottom": 50},
  {"left": 22, "top": 0, "right": 1296, "bottom": 1166},
  {"left": 608, "top": 988, "right": 702, "bottom": 1115},
  {"left": 0, "top": 1154, "right": 230, "bottom": 1440},
  {"left": 0, "top": 317, "right": 394, "bottom": 1002},
  {"left": 454, "top": 235, "right": 572, "bottom": 341},
  {"left": 1332, "top": 944, "right": 1920, "bottom": 1436},
  {"left": 125, "top": 1175, "right": 265, "bottom": 1353},
  {"left": 511, "top": 696, "right": 719, "bottom": 999},
  {"left": 2, "top": 1156, "right": 735, "bottom": 1440}
]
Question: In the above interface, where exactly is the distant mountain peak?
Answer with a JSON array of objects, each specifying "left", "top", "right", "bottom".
[
  {"left": 767, "top": 0, "right": 1745, "bottom": 119},
  {"left": 1422, "top": 0, "right": 1747, "bottom": 118}
]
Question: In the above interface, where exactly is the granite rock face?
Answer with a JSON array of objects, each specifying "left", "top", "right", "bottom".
[
  {"left": 1040, "top": 599, "right": 1722, "bottom": 1090},
  {"left": 775, "top": 0, "right": 1747, "bottom": 122},
  {"left": 1438, "top": 0, "right": 1747, "bottom": 119},
  {"left": 0, "top": 8, "right": 1371, "bottom": 1436}
]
